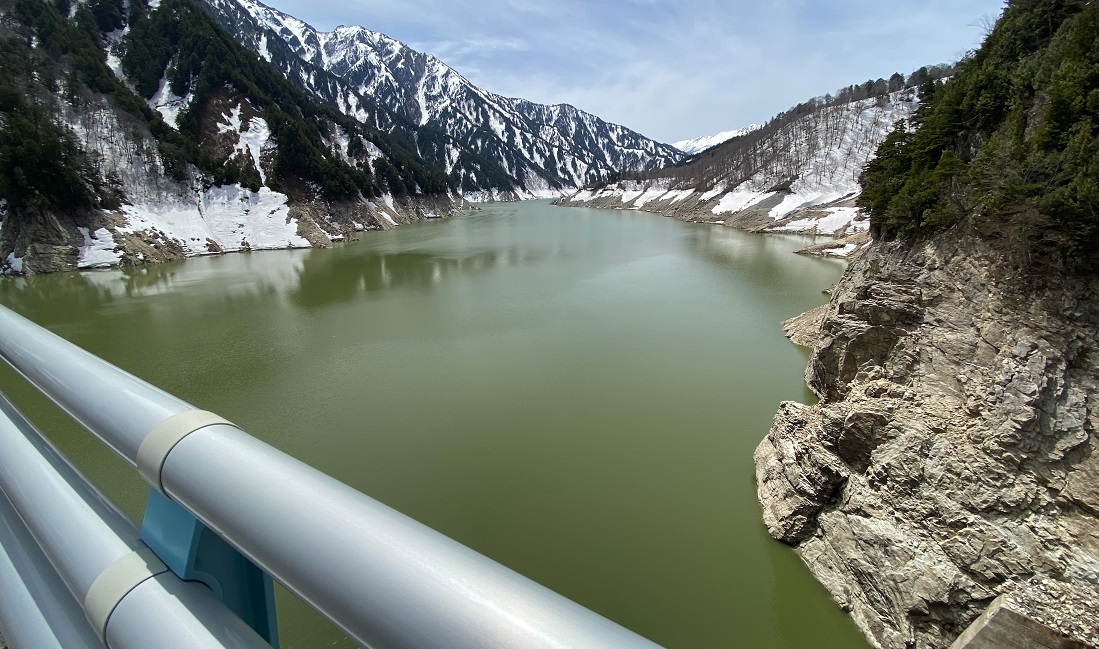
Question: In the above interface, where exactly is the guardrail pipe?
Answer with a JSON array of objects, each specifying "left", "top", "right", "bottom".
[
  {"left": 0, "top": 490, "right": 105, "bottom": 649},
  {"left": 0, "top": 304, "right": 662, "bottom": 649},
  {"left": 0, "top": 306, "right": 191, "bottom": 463},
  {"left": 0, "top": 393, "right": 271, "bottom": 649}
]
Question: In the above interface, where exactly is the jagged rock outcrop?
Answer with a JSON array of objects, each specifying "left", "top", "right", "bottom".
[
  {"left": 755, "top": 226, "right": 1099, "bottom": 648},
  {"left": 950, "top": 578, "right": 1099, "bottom": 648}
]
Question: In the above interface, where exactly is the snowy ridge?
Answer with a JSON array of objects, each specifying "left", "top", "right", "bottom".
[
  {"left": 706, "top": 91, "right": 918, "bottom": 220},
  {"left": 198, "top": 0, "right": 684, "bottom": 194},
  {"left": 562, "top": 89, "right": 921, "bottom": 257},
  {"left": 673, "top": 125, "right": 760, "bottom": 155}
]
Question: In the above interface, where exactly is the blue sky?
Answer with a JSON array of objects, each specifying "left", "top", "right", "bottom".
[{"left": 267, "top": 0, "right": 1006, "bottom": 144}]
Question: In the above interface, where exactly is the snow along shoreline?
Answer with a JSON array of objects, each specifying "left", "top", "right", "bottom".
[
  {"left": 555, "top": 183, "right": 873, "bottom": 260},
  {"left": 0, "top": 186, "right": 561, "bottom": 276}
]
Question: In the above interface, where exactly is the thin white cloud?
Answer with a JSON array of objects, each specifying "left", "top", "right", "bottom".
[{"left": 417, "top": 36, "right": 530, "bottom": 62}]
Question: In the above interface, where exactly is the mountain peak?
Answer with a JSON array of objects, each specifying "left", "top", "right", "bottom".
[
  {"left": 201, "top": 0, "right": 683, "bottom": 193},
  {"left": 673, "top": 125, "right": 762, "bottom": 156}
]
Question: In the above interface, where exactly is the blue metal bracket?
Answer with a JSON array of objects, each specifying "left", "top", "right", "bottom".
[{"left": 140, "top": 489, "right": 280, "bottom": 648}]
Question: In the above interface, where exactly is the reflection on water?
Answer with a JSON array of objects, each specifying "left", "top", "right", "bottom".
[
  {"left": 0, "top": 201, "right": 867, "bottom": 649},
  {"left": 290, "top": 245, "right": 549, "bottom": 309},
  {"left": 0, "top": 251, "right": 310, "bottom": 321},
  {"left": 692, "top": 225, "right": 846, "bottom": 287}
]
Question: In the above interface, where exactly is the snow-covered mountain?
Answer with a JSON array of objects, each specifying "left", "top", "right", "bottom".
[
  {"left": 672, "top": 125, "right": 760, "bottom": 155},
  {"left": 559, "top": 87, "right": 923, "bottom": 257},
  {"left": 0, "top": 0, "right": 462, "bottom": 276},
  {"left": 199, "top": 0, "right": 684, "bottom": 195}
]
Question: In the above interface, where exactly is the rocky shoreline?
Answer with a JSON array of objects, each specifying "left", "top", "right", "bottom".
[
  {"left": 755, "top": 226, "right": 1099, "bottom": 648},
  {"left": 0, "top": 194, "right": 474, "bottom": 276}
]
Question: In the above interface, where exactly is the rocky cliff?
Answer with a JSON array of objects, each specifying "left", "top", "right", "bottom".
[{"left": 755, "top": 225, "right": 1099, "bottom": 648}]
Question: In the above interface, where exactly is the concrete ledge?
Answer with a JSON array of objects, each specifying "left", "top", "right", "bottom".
[{"left": 951, "top": 580, "right": 1099, "bottom": 649}]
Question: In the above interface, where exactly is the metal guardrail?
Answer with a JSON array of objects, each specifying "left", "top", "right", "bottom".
[
  {"left": 0, "top": 305, "right": 662, "bottom": 649},
  {"left": 0, "top": 393, "right": 270, "bottom": 649},
  {"left": 0, "top": 479, "right": 104, "bottom": 649}
]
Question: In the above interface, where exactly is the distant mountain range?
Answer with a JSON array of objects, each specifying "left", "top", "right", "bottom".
[{"left": 198, "top": 0, "right": 683, "bottom": 196}]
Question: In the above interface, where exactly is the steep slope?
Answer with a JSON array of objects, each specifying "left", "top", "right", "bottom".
[
  {"left": 558, "top": 71, "right": 952, "bottom": 257},
  {"left": 0, "top": 0, "right": 458, "bottom": 275},
  {"left": 756, "top": 2, "right": 1099, "bottom": 647},
  {"left": 198, "top": 0, "right": 684, "bottom": 195}
]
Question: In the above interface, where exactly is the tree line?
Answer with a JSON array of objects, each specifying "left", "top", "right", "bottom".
[{"left": 859, "top": 0, "right": 1099, "bottom": 253}]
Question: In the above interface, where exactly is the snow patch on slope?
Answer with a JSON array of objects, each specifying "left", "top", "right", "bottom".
[
  {"left": 632, "top": 188, "right": 669, "bottom": 208},
  {"left": 218, "top": 105, "right": 271, "bottom": 183},
  {"left": 77, "top": 228, "right": 123, "bottom": 268},
  {"left": 149, "top": 78, "right": 190, "bottom": 129},
  {"left": 771, "top": 207, "right": 866, "bottom": 234},
  {"left": 120, "top": 186, "right": 309, "bottom": 255},
  {"left": 4, "top": 253, "right": 24, "bottom": 274},
  {"left": 768, "top": 187, "right": 854, "bottom": 220},
  {"left": 712, "top": 190, "right": 776, "bottom": 215}
]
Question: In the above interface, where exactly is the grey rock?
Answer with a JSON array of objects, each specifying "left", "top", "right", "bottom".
[
  {"left": 782, "top": 303, "right": 830, "bottom": 349},
  {"left": 757, "top": 229, "right": 1099, "bottom": 648},
  {"left": 950, "top": 579, "right": 1099, "bottom": 649}
]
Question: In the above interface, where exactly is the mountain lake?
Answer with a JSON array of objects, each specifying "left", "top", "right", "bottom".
[{"left": 0, "top": 200, "right": 868, "bottom": 648}]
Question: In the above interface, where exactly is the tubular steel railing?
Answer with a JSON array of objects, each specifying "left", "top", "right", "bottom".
[
  {"left": 0, "top": 304, "right": 661, "bottom": 649},
  {"left": 0, "top": 394, "right": 270, "bottom": 649}
]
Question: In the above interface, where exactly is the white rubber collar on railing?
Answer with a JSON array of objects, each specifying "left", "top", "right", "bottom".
[
  {"left": 84, "top": 546, "right": 168, "bottom": 645},
  {"left": 137, "top": 411, "right": 237, "bottom": 493}
]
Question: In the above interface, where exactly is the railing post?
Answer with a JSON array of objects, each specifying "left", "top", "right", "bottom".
[
  {"left": 0, "top": 392, "right": 273, "bottom": 649},
  {"left": 140, "top": 490, "right": 279, "bottom": 647}
]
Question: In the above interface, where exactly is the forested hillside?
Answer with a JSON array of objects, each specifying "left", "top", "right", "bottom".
[
  {"left": 557, "top": 66, "right": 953, "bottom": 254},
  {"left": 860, "top": 0, "right": 1099, "bottom": 254},
  {"left": 0, "top": 0, "right": 454, "bottom": 274}
]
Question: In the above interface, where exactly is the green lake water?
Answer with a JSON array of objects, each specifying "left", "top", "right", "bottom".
[{"left": 0, "top": 200, "right": 868, "bottom": 648}]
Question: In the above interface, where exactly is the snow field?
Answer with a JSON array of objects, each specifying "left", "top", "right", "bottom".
[{"left": 119, "top": 185, "right": 310, "bottom": 255}]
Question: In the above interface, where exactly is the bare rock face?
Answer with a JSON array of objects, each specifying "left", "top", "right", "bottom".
[{"left": 756, "top": 229, "right": 1099, "bottom": 649}]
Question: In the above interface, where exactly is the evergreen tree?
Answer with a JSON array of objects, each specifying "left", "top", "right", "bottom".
[{"left": 858, "top": 0, "right": 1099, "bottom": 252}]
